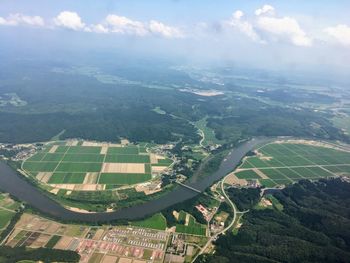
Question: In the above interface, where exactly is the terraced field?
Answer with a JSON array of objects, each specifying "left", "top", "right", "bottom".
[
  {"left": 22, "top": 141, "right": 173, "bottom": 191},
  {"left": 233, "top": 140, "right": 350, "bottom": 188}
]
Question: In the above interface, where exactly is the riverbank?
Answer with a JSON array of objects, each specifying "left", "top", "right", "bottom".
[{"left": 0, "top": 137, "right": 272, "bottom": 223}]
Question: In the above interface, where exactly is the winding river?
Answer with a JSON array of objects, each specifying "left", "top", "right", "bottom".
[{"left": 0, "top": 137, "right": 271, "bottom": 222}]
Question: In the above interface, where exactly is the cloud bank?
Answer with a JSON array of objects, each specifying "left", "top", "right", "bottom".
[
  {"left": 0, "top": 6, "right": 349, "bottom": 47},
  {"left": 225, "top": 5, "right": 312, "bottom": 47},
  {"left": 0, "top": 13, "right": 44, "bottom": 27}
]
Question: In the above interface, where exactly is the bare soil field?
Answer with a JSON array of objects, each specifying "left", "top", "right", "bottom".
[{"left": 102, "top": 163, "right": 145, "bottom": 173}]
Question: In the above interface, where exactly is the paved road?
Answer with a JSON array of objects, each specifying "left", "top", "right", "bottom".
[{"left": 191, "top": 176, "right": 238, "bottom": 263}]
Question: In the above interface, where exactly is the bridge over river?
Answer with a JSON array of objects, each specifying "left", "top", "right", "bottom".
[{"left": 0, "top": 137, "right": 272, "bottom": 223}]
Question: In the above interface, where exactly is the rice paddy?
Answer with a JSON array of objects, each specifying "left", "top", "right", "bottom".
[
  {"left": 234, "top": 140, "right": 350, "bottom": 188},
  {"left": 22, "top": 140, "right": 173, "bottom": 190}
]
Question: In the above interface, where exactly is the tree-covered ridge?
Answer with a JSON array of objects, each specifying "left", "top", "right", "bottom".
[{"left": 198, "top": 179, "right": 350, "bottom": 263}]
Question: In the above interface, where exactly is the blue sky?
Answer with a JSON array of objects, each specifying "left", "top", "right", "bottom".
[{"left": 1, "top": 0, "right": 350, "bottom": 73}]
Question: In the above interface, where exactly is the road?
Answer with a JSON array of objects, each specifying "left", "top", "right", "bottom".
[{"left": 191, "top": 175, "right": 239, "bottom": 263}]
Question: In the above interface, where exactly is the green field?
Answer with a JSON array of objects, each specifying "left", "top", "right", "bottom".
[
  {"left": 22, "top": 141, "right": 171, "bottom": 188},
  {"left": 98, "top": 173, "right": 151, "bottom": 185},
  {"left": 194, "top": 117, "right": 222, "bottom": 147},
  {"left": 107, "top": 146, "right": 139, "bottom": 155},
  {"left": 55, "top": 162, "right": 102, "bottom": 172},
  {"left": 175, "top": 212, "right": 207, "bottom": 236},
  {"left": 0, "top": 208, "right": 15, "bottom": 229},
  {"left": 105, "top": 154, "right": 150, "bottom": 163},
  {"left": 236, "top": 141, "right": 350, "bottom": 187},
  {"left": 45, "top": 235, "right": 61, "bottom": 248},
  {"left": 131, "top": 213, "right": 167, "bottom": 230},
  {"left": 48, "top": 173, "right": 86, "bottom": 184}
]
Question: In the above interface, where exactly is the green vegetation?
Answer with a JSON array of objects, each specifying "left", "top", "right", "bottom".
[
  {"left": 176, "top": 213, "right": 207, "bottom": 236},
  {"left": 265, "top": 194, "right": 283, "bottom": 211},
  {"left": 98, "top": 173, "right": 151, "bottom": 185},
  {"left": 44, "top": 235, "right": 61, "bottom": 249},
  {"left": 0, "top": 209, "right": 15, "bottom": 230},
  {"left": 22, "top": 162, "right": 58, "bottom": 172},
  {"left": 107, "top": 146, "right": 139, "bottom": 155},
  {"left": 48, "top": 173, "right": 86, "bottom": 184},
  {"left": 55, "top": 162, "right": 102, "bottom": 173},
  {"left": 131, "top": 213, "right": 167, "bottom": 230},
  {"left": 237, "top": 142, "right": 350, "bottom": 187},
  {"left": 0, "top": 247, "right": 80, "bottom": 263},
  {"left": 105, "top": 154, "right": 150, "bottom": 163},
  {"left": 62, "top": 154, "right": 104, "bottom": 163},
  {"left": 226, "top": 187, "right": 261, "bottom": 211},
  {"left": 194, "top": 117, "right": 222, "bottom": 146},
  {"left": 198, "top": 179, "right": 350, "bottom": 263},
  {"left": 67, "top": 146, "right": 101, "bottom": 154}
]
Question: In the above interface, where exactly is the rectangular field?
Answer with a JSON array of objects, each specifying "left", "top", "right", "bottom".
[
  {"left": 23, "top": 162, "right": 59, "bottom": 172},
  {"left": 98, "top": 173, "right": 152, "bottom": 185},
  {"left": 55, "top": 162, "right": 102, "bottom": 173},
  {"left": 23, "top": 141, "right": 173, "bottom": 187},
  {"left": 236, "top": 141, "right": 350, "bottom": 187},
  {"left": 62, "top": 154, "right": 104, "bottom": 163},
  {"left": 107, "top": 146, "right": 139, "bottom": 155},
  {"left": 48, "top": 173, "right": 86, "bottom": 184},
  {"left": 105, "top": 154, "right": 150, "bottom": 163}
]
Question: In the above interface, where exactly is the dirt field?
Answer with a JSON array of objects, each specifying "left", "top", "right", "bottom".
[
  {"left": 118, "top": 258, "right": 132, "bottom": 263},
  {"left": 151, "top": 166, "right": 167, "bottom": 173},
  {"left": 36, "top": 172, "right": 53, "bottom": 183},
  {"left": 84, "top": 172, "right": 99, "bottom": 184},
  {"left": 100, "top": 145, "right": 108, "bottom": 154},
  {"left": 48, "top": 145, "right": 59, "bottom": 153},
  {"left": 101, "top": 255, "right": 119, "bottom": 263},
  {"left": 66, "top": 140, "right": 79, "bottom": 146},
  {"left": 102, "top": 163, "right": 145, "bottom": 173},
  {"left": 225, "top": 172, "right": 248, "bottom": 186},
  {"left": 92, "top": 229, "right": 105, "bottom": 240},
  {"left": 54, "top": 236, "right": 73, "bottom": 249}
]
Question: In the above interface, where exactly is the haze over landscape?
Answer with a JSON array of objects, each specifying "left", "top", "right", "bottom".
[{"left": 0, "top": 1, "right": 350, "bottom": 263}]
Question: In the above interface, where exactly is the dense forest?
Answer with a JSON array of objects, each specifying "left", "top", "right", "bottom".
[
  {"left": 0, "top": 247, "right": 80, "bottom": 262},
  {"left": 197, "top": 179, "right": 350, "bottom": 263},
  {"left": 0, "top": 57, "right": 347, "bottom": 145}
]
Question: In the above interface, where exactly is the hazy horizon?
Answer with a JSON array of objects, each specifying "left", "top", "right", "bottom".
[{"left": 1, "top": 0, "right": 350, "bottom": 79}]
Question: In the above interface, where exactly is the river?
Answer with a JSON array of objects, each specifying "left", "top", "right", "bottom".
[{"left": 0, "top": 137, "right": 271, "bottom": 223}]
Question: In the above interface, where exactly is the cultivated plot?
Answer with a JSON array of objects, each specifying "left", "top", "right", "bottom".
[
  {"left": 22, "top": 140, "right": 173, "bottom": 191},
  {"left": 234, "top": 140, "right": 350, "bottom": 187}
]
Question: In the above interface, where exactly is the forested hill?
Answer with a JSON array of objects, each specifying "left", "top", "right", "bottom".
[{"left": 198, "top": 178, "right": 350, "bottom": 263}]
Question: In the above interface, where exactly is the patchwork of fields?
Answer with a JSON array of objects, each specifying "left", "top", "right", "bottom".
[
  {"left": 232, "top": 141, "right": 350, "bottom": 188},
  {"left": 22, "top": 141, "right": 173, "bottom": 191}
]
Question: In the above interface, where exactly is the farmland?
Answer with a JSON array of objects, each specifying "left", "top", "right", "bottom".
[
  {"left": 22, "top": 140, "right": 173, "bottom": 192},
  {"left": 175, "top": 211, "right": 207, "bottom": 236},
  {"left": 131, "top": 213, "right": 167, "bottom": 231},
  {"left": 231, "top": 140, "right": 350, "bottom": 188},
  {"left": 5, "top": 213, "right": 169, "bottom": 263},
  {"left": 0, "top": 194, "right": 20, "bottom": 233}
]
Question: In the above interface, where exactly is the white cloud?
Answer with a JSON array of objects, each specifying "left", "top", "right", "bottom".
[
  {"left": 256, "top": 16, "right": 312, "bottom": 47},
  {"left": 233, "top": 10, "right": 244, "bottom": 20},
  {"left": 104, "top": 14, "right": 147, "bottom": 36},
  {"left": 324, "top": 24, "right": 350, "bottom": 46},
  {"left": 226, "top": 10, "right": 263, "bottom": 43},
  {"left": 89, "top": 24, "right": 109, "bottom": 33},
  {"left": 0, "top": 13, "right": 44, "bottom": 27},
  {"left": 149, "top": 20, "right": 183, "bottom": 38},
  {"left": 255, "top": 5, "right": 275, "bottom": 16},
  {"left": 54, "top": 11, "right": 85, "bottom": 31},
  {"left": 89, "top": 14, "right": 183, "bottom": 38}
]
